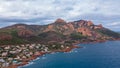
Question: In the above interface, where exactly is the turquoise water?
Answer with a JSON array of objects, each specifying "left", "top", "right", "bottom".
[{"left": 20, "top": 41, "right": 120, "bottom": 68}]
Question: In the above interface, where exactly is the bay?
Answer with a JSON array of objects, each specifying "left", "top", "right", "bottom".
[{"left": 20, "top": 41, "right": 120, "bottom": 68}]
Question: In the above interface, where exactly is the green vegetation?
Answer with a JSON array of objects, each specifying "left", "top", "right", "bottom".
[
  {"left": 65, "top": 40, "right": 75, "bottom": 44},
  {"left": 27, "top": 36, "right": 41, "bottom": 43},
  {"left": 10, "top": 30, "right": 18, "bottom": 37},
  {"left": 0, "top": 37, "right": 28, "bottom": 45},
  {"left": 0, "top": 30, "right": 28, "bottom": 45},
  {"left": 70, "top": 32, "right": 86, "bottom": 40},
  {"left": 96, "top": 29, "right": 120, "bottom": 38},
  {"left": 38, "top": 31, "right": 65, "bottom": 42}
]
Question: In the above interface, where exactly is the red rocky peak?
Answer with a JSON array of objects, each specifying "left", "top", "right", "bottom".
[
  {"left": 54, "top": 18, "right": 66, "bottom": 23},
  {"left": 87, "top": 21, "right": 94, "bottom": 26}
]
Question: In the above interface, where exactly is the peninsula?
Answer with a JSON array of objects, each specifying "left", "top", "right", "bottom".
[{"left": 0, "top": 18, "right": 120, "bottom": 68}]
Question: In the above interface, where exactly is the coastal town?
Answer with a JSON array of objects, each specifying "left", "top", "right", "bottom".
[{"left": 0, "top": 43, "right": 78, "bottom": 68}]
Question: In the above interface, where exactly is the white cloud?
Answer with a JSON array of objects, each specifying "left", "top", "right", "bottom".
[
  {"left": 0, "top": 0, "right": 120, "bottom": 31},
  {"left": 0, "top": 0, "right": 119, "bottom": 18},
  {"left": 106, "top": 22, "right": 120, "bottom": 26}
]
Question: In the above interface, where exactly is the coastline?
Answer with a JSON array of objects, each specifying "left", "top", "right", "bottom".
[
  {"left": 8, "top": 45, "right": 80, "bottom": 68},
  {"left": 6, "top": 39, "right": 120, "bottom": 68}
]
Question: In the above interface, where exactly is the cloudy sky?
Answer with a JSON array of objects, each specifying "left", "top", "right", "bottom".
[{"left": 0, "top": 0, "right": 120, "bottom": 31}]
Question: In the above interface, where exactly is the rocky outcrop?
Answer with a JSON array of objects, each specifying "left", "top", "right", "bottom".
[
  {"left": 67, "top": 23, "right": 75, "bottom": 31},
  {"left": 7, "top": 24, "right": 34, "bottom": 38},
  {"left": 76, "top": 27, "right": 92, "bottom": 36},
  {"left": 94, "top": 24, "right": 103, "bottom": 29},
  {"left": 0, "top": 33, "right": 12, "bottom": 40},
  {"left": 87, "top": 21, "right": 94, "bottom": 26},
  {"left": 75, "top": 20, "right": 88, "bottom": 27},
  {"left": 54, "top": 18, "right": 66, "bottom": 24},
  {"left": 16, "top": 25, "right": 26, "bottom": 29},
  {"left": 44, "top": 25, "right": 54, "bottom": 32},
  {"left": 0, "top": 18, "right": 119, "bottom": 45},
  {"left": 18, "top": 30, "right": 33, "bottom": 37}
]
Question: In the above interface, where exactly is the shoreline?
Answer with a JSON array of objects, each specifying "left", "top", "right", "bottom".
[
  {"left": 6, "top": 39, "right": 120, "bottom": 68},
  {"left": 8, "top": 45, "right": 80, "bottom": 68}
]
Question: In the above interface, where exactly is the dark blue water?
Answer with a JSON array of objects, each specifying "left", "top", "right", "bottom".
[{"left": 21, "top": 41, "right": 120, "bottom": 68}]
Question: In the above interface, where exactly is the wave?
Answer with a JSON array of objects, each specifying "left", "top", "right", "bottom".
[
  {"left": 33, "top": 57, "right": 40, "bottom": 61},
  {"left": 18, "top": 62, "right": 34, "bottom": 68},
  {"left": 42, "top": 57, "right": 46, "bottom": 59}
]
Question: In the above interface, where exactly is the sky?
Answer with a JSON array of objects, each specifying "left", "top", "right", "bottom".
[{"left": 0, "top": 0, "right": 120, "bottom": 31}]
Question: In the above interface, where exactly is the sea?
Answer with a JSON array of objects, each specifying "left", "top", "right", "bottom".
[{"left": 20, "top": 41, "right": 120, "bottom": 68}]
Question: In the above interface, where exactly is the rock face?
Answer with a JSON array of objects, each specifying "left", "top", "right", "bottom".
[
  {"left": 18, "top": 29, "right": 33, "bottom": 37},
  {"left": 54, "top": 18, "right": 66, "bottom": 24},
  {"left": 44, "top": 25, "right": 54, "bottom": 32},
  {"left": 40, "top": 19, "right": 116, "bottom": 39},
  {"left": 76, "top": 27, "right": 92, "bottom": 36},
  {"left": 0, "top": 33, "right": 12, "bottom": 40},
  {"left": 6, "top": 24, "right": 34, "bottom": 38},
  {"left": 94, "top": 24, "right": 103, "bottom": 29},
  {"left": 87, "top": 21, "right": 94, "bottom": 26},
  {"left": 17, "top": 25, "right": 26, "bottom": 29},
  {"left": 0, "top": 18, "right": 119, "bottom": 45},
  {"left": 44, "top": 19, "right": 95, "bottom": 36}
]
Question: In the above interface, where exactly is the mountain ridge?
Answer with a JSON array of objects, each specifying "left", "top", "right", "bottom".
[{"left": 0, "top": 18, "right": 120, "bottom": 45}]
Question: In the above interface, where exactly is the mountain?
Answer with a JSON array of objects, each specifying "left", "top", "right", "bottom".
[{"left": 0, "top": 18, "right": 120, "bottom": 45}]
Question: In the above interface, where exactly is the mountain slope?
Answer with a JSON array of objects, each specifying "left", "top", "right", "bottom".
[{"left": 0, "top": 18, "right": 120, "bottom": 45}]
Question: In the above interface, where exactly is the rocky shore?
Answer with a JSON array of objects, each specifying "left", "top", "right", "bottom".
[
  {"left": 7, "top": 45, "right": 80, "bottom": 68},
  {"left": 0, "top": 39, "right": 119, "bottom": 68},
  {"left": 7, "top": 40, "right": 112, "bottom": 68}
]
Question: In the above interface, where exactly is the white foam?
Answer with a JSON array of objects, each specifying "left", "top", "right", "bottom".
[
  {"left": 18, "top": 62, "right": 34, "bottom": 68},
  {"left": 33, "top": 57, "right": 40, "bottom": 61},
  {"left": 74, "top": 51, "right": 78, "bottom": 53},
  {"left": 42, "top": 57, "right": 46, "bottom": 59},
  {"left": 25, "top": 62, "right": 34, "bottom": 67}
]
